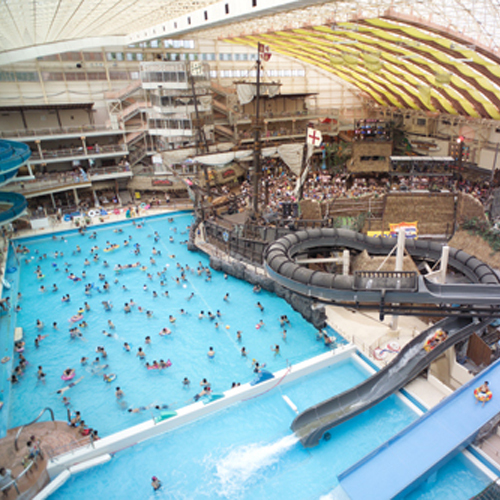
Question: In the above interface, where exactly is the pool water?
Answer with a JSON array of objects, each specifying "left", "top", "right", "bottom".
[
  {"left": 1, "top": 213, "right": 337, "bottom": 437},
  {"left": 49, "top": 358, "right": 491, "bottom": 500}
]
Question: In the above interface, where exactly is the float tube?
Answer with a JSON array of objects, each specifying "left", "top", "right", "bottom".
[{"left": 474, "top": 387, "right": 493, "bottom": 403}]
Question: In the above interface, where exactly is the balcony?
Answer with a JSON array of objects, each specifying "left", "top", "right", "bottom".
[
  {"left": 0, "top": 124, "right": 124, "bottom": 142},
  {"left": 2, "top": 166, "right": 132, "bottom": 198},
  {"left": 29, "top": 144, "right": 129, "bottom": 165}
]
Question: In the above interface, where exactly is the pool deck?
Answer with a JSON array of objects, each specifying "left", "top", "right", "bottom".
[{"left": 0, "top": 421, "right": 83, "bottom": 499}]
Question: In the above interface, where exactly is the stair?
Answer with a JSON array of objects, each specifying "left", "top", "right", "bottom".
[
  {"left": 104, "top": 81, "right": 142, "bottom": 101},
  {"left": 214, "top": 124, "right": 234, "bottom": 140}
]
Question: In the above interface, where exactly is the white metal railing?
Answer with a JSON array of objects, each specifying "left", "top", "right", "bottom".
[
  {"left": 0, "top": 124, "right": 113, "bottom": 139},
  {"left": 31, "top": 144, "right": 128, "bottom": 161},
  {"left": 2, "top": 166, "right": 131, "bottom": 194}
]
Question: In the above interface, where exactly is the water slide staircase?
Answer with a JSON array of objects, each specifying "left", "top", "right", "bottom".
[
  {"left": 0, "top": 140, "right": 29, "bottom": 226},
  {"left": 337, "top": 354, "right": 500, "bottom": 500},
  {"left": 291, "top": 316, "right": 489, "bottom": 448}
]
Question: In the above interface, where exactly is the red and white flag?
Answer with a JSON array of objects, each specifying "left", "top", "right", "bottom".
[
  {"left": 306, "top": 127, "right": 322, "bottom": 147},
  {"left": 258, "top": 43, "right": 272, "bottom": 62}
]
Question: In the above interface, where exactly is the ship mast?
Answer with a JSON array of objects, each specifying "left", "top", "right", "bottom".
[{"left": 251, "top": 44, "right": 263, "bottom": 218}]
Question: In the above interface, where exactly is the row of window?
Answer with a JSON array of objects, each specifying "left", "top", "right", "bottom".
[
  {"left": 0, "top": 68, "right": 305, "bottom": 83},
  {"left": 149, "top": 119, "right": 192, "bottom": 130},
  {"left": 106, "top": 52, "right": 259, "bottom": 62},
  {"left": 129, "top": 40, "right": 195, "bottom": 49}
]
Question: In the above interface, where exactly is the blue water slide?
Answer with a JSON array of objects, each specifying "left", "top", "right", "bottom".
[
  {"left": 0, "top": 139, "right": 30, "bottom": 225},
  {"left": 338, "top": 356, "right": 500, "bottom": 500}
]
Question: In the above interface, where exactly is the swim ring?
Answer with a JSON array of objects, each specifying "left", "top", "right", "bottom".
[
  {"left": 88, "top": 209, "right": 99, "bottom": 218},
  {"left": 6, "top": 267, "right": 17, "bottom": 274},
  {"left": 140, "top": 203, "right": 146, "bottom": 209},
  {"left": 104, "top": 374, "right": 116, "bottom": 382},
  {"left": 146, "top": 360, "right": 172, "bottom": 370},
  {"left": 373, "top": 347, "right": 388, "bottom": 360},
  {"left": 1, "top": 356, "right": 10, "bottom": 364},
  {"left": 63, "top": 215, "right": 72, "bottom": 222},
  {"left": 387, "top": 341, "right": 400, "bottom": 353},
  {"left": 474, "top": 387, "right": 492, "bottom": 403},
  {"left": 15, "top": 347, "right": 24, "bottom": 353},
  {"left": 61, "top": 371, "right": 76, "bottom": 381},
  {"left": 70, "top": 314, "right": 83, "bottom": 323},
  {"left": 37, "top": 275, "right": 45, "bottom": 280}
]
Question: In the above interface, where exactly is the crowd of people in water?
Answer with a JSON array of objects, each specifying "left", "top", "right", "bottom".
[{"left": 4, "top": 216, "right": 341, "bottom": 450}]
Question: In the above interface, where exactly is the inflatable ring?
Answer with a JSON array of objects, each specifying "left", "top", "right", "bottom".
[
  {"left": 6, "top": 267, "right": 17, "bottom": 274},
  {"left": 63, "top": 215, "right": 72, "bottom": 222},
  {"left": 70, "top": 314, "right": 83, "bottom": 323},
  {"left": 61, "top": 371, "right": 76, "bottom": 381},
  {"left": 474, "top": 387, "right": 492, "bottom": 403},
  {"left": 140, "top": 203, "right": 146, "bottom": 209},
  {"left": 387, "top": 341, "right": 400, "bottom": 353},
  {"left": 88, "top": 209, "right": 99, "bottom": 218},
  {"left": 104, "top": 374, "right": 116, "bottom": 383},
  {"left": 1, "top": 356, "right": 10, "bottom": 363},
  {"left": 373, "top": 348, "right": 388, "bottom": 360},
  {"left": 37, "top": 275, "right": 45, "bottom": 280}
]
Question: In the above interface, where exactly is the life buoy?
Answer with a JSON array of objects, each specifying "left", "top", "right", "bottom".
[
  {"left": 88, "top": 209, "right": 99, "bottom": 218},
  {"left": 61, "top": 371, "right": 76, "bottom": 381},
  {"left": 474, "top": 387, "right": 492, "bottom": 403},
  {"left": 1, "top": 356, "right": 10, "bottom": 363},
  {"left": 373, "top": 348, "right": 388, "bottom": 360},
  {"left": 70, "top": 314, "right": 83, "bottom": 323},
  {"left": 63, "top": 215, "right": 72, "bottom": 222},
  {"left": 104, "top": 374, "right": 116, "bottom": 383},
  {"left": 222, "top": 231, "right": 229, "bottom": 242},
  {"left": 387, "top": 341, "right": 400, "bottom": 353},
  {"left": 140, "top": 203, "right": 146, "bottom": 209}
]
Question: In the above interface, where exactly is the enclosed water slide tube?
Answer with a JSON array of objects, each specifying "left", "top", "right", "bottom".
[
  {"left": 265, "top": 228, "right": 500, "bottom": 308},
  {"left": 0, "top": 140, "right": 30, "bottom": 226},
  {"left": 291, "top": 316, "right": 488, "bottom": 448}
]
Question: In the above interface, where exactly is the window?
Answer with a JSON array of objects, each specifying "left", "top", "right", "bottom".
[
  {"left": 16, "top": 72, "right": 39, "bottom": 82},
  {"left": 210, "top": 70, "right": 217, "bottom": 78},
  {"left": 151, "top": 40, "right": 159, "bottom": 48},
  {"left": 252, "top": 0, "right": 257, "bottom": 6},
  {"left": 109, "top": 71, "right": 128, "bottom": 80},
  {"left": 204, "top": 11, "right": 208, "bottom": 20},
  {"left": 136, "top": 53, "right": 144, "bottom": 61},
  {"left": 187, "top": 17, "right": 191, "bottom": 25},
  {"left": 126, "top": 53, "right": 135, "bottom": 61},
  {"left": 225, "top": 4, "right": 229, "bottom": 14},
  {"left": 416, "top": 118, "right": 426, "bottom": 126},
  {"left": 173, "top": 40, "right": 182, "bottom": 48},
  {"left": 83, "top": 52, "right": 103, "bottom": 61},
  {"left": 219, "top": 53, "right": 232, "bottom": 61},
  {"left": 130, "top": 72, "right": 140, "bottom": 80}
]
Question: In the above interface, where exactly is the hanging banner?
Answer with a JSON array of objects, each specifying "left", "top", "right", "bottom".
[{"left": 306, "top": 127, "right": 323, "bottom": 147}]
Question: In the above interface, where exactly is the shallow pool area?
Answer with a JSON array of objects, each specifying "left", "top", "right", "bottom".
[
  {"left": 48, "top": 357, "right": 491, "bottom": 500},
  {"left": 1, "top": 213, "right": 337, "bottom": 437}
]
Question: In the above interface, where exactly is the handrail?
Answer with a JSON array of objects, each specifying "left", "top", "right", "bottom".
[{"left": 14, "top": 407, "right": 55, "bottom": 451}]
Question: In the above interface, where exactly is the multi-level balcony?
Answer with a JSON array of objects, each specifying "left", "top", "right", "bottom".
[
  {"left": 29, "top": 144, "right": 129, "bottom": 165},
  {"left": 1, "top": 165, "right": 133, "bottom": 198}
]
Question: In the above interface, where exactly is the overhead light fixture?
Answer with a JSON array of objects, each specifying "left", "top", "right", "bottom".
[
  {"left": 401, "top": 55, "right": 419, "bottom": 59},
  {"left": 449, "top": 57, "right": 473, "bottom": 62},
  {"left": 331, "top": 40, "right": 359, "bottom": 44}
]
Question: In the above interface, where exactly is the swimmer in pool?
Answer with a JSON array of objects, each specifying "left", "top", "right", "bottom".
[
  {"left": 182, "top": 377, "right": 190, "bottom": 387},
  {"left": 123, "top": 342, "right": 131, "bottom": 352},
  {"left": 159, "top": 328, "right": 171, "bottom": 336},
  {"left": 115, "top": 387, "right": 124, "bottom": 399},
  {"left": 271, "top": 344, "right": 280, "bottom": 356},
  {"left": 208, "top": 347, "right": 215, "bottom": 358}
]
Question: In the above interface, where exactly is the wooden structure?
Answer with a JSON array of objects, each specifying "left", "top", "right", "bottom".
[{"left": 348, "top": 141, "right": 393, "bottom": 173}]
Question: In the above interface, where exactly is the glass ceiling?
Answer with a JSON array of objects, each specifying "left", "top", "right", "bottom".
[{"left": 1, "top": 0, "right": 500, "bottom": 118}]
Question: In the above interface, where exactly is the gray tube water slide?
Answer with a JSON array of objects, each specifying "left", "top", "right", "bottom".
[
  {"left": 291, "top": 316, "right": 488, "bottom": 448},
  {"left": 265, "top": 228, "right": 500, "bottom": 306}
]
